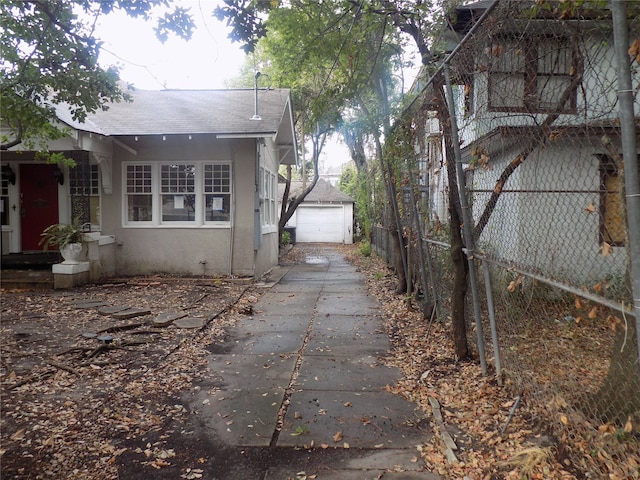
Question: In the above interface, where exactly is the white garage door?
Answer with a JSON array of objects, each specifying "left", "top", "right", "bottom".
[{"left": 296, "top": 206, "right": 345, "bottom": 243}]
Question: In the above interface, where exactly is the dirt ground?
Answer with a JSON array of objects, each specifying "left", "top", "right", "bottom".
[
  {"left": 0, "top": 273, "right": 255, "bottom": 479},
  {"left": 1, "top": 244, "right": 638, "bottom": 479}
]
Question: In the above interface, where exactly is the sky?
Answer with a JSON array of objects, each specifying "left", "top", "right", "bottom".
[
  {"left": 92, "top": 1, "right": 418, "bottom": 170},
  {"left": 95, "top": 0, "right": 246, "bottom": 90}
]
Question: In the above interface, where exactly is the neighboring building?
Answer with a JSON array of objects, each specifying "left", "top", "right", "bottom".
[
  {"left": 1, "top": 88, "right": 298, "bottom": 280},
  {"left": 279, "top": 179, "right": 354, "bottom": 244},
  {"left": 411, "top": 0, "right": 638, "bottom": 284}
]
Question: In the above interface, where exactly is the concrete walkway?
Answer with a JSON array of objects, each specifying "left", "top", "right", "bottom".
[{"left": 185, "top": 246, "right": 440, "bottom": 479}]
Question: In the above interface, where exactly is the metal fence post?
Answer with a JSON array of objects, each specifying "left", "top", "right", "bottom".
[
  {"left": 481, "top": 261, "right": 502, "bottom": 383},
  {"left": 611, "top": 0, "right": 640, "bottom": 365},
  {"left": 443, "top": 62, "right": 488, "bottom": 375}
]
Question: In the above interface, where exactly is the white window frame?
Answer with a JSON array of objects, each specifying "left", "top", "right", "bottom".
[
  {"left": 160, "top": 163, "right": 197, "bottom": 224},
  {"left": 203, "top": 163, "right": 232, "bottom": 225},
  {"left": 260, "top": 167, "right": 277, "bottom": 233},
  {"left": 488, "top": 36, "right": 576, "bottom": 114},
  {"left": 125, "top": 163, "right": 154, "bottom": 225},
  {"left": 122, "top": 161, "right": 232, "bottom": 228}
]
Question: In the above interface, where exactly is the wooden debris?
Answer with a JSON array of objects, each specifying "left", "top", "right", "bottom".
[
  {"left": 153, "top": 311, "right": 187, "bottom": 327},
  {"left": 183, "top": 293, "right": 208, "bottom": 309},
  {"left": 112, "top": 308, "right": 151, "bottom": 319},
  {"left": 174, "top": 317, "right": 205, "bottom": 329},
  {"left": 46, "top": 358, "right": 80, "bottom": 376},
  {"left": 96, "top": 322, "right": 145, "bottom": 334},
  {"left": 7, "top": 370, "right": 55, "bottom": 390},
  {"left": 57, "top": 346, "right": 94, "bottom": 356},
  {"left": 97, "top": 305, "right": 130, "bottom": 316},
  {"left": 72, "top": 300, "right": 109, "bottom": 309},
  {"left": 429, "top": 397, "right": 459, "bottom": 464}
]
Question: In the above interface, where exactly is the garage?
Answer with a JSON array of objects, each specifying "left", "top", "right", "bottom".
[
  {"left": 279, "top": 179, "right": 354, "bottom": 244},
  {"left": 296, "top": 205, "right": 346, "bottom": 243}
]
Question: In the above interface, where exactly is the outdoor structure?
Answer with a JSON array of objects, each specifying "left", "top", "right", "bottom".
[
  {"left": 452, "top": 0, "right": 632, "bottom": 284},
  {"left": 410, "top": 0, "right": 635, "bottom": 285},
  {"left": 1, "top": 88, "right": 298, "bottom": 282},
  {"left": 279, "top": 179, "right": 354, "bottom": 244}
]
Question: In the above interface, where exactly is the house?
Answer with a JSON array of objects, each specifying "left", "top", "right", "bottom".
[
  {"left": 413, "top": 0, "right": 637, "bottom": 284},
  {"left": 1, "top": 88, "right": 298, "bottom": 282},
  {"left": 279, "top": 178, "right": 354, "bottom": 244}
]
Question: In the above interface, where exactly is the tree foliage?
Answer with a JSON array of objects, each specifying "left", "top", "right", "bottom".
[
  {"left": 223, "top": 1, "right": 408, "bottom": 243},
  {"left": 0, "top": 0, "right": 194, "bottom": 152}
]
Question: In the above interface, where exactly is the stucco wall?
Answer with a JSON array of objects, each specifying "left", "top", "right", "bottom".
[
  {"left": 253, "top": 138, "right": 281, "bottom": 278},
  {"left": 471, "top": 139, "right": 628, "bottom": 285},
  {"left": 101, "top": 135, "right": 260, "bottom": 277}
]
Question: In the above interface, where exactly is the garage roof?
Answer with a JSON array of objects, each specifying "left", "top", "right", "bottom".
[{"left": 279, "top": 178, "right": 354, "bottom": 203}]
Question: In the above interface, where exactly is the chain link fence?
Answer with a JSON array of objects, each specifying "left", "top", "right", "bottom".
[{"left": 373, "top": 1, "right": 639, "bottom": 477}]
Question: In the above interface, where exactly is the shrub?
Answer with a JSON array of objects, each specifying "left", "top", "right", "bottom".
[{"left": 359, "top": 240, "right": 372, "bottom": 257}]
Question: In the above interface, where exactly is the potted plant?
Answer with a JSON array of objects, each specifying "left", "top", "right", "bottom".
[{"left": 39, "top": 217, "right": 87, "bottom": 264}]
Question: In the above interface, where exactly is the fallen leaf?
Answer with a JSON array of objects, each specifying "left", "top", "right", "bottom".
[
  {"left": 629, "top": 38, "right": 640, "bottom": 63},
  {"left": 606, "top": 315, "right": 623, "bottom": 332},
  {"left": 10, "top": 429, "right": 26, "bottom": 441},
  {"left": 333, "top": 431, "right": 343, "bottom": 442},
  {"left": 599, "top": 242, "right": 613, "bottom": 257},
  {"left": 624, "top": 416, "right": 633, "bottom": 433}
]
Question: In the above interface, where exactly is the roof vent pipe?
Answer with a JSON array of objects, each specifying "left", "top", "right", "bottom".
[{"left": 251, "top": 72, "right": 262, "bottom": 121}]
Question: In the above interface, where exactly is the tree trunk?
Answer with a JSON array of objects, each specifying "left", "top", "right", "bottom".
[
  {"left": 587, "top": 316, "right": 640, "bottom": 426},
  {"left": 449, "top": 195, "right": 469, "bottom": 360},
  {"left": 390, "top": 221, "right": 407, "bottom": 294},
  {"left": 434, "top": 72, "right": 469, "bottom": 360}
]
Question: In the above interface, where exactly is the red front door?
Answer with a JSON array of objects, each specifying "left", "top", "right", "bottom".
[{"left": 20, "top": 164, "right": 60, "bottom": 251}]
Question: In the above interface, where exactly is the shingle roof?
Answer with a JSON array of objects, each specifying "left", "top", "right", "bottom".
[
  {"left": 279, "top": 178, "right": 354, "bottom": 204},
  {"left": 55, "top": 88, "right": 293, "bottom": 136}
]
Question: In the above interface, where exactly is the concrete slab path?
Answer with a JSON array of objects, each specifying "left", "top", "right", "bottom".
[{"left": 183, "top": 245, "right": 441, "bottom": 479}]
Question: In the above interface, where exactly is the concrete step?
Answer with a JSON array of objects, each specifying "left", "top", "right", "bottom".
[{"left": 1, "top": 269, "right": 54, "bottom": 290}]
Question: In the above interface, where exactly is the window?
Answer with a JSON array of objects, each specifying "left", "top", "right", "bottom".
[
  {"left": 599, "top": 155, "right": 625, "bottom": 246},
  {"left": 126, "top": 164, "right": 153, "bottom": 222},
  {"left": 1, "top": 175, "right": 9, "bottom": 226},
  {"left": 260, "top": 168, "right": 277, "bottom": 229},
  {"left": 489, "top": 37, "right": 576, "bottom": 113},
  {"left": 204, "top": 164, "right": 231, "bottom": 222},
  {"left": 70, "top": 162, "right": 100, "bottom": 228},
  {"left": 161, "top": 164, "right": 195, "bottom": 222},
  {"left": 124, "top": 162, "right": 232, "bottom": 226}
]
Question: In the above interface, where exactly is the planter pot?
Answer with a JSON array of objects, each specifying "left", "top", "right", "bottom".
[{"left": 60, "top": 243, "right": 84, "bottom": 264}]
